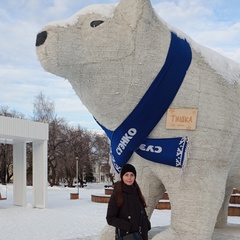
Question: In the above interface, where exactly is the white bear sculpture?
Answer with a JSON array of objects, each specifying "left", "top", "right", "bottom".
[{"left": 36, "top": 0, "right": 240, "bottom": 239}]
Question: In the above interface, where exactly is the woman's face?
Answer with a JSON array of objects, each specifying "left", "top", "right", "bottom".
[{"left": 122, "top": 172, "right": 135, "bottom": 186}]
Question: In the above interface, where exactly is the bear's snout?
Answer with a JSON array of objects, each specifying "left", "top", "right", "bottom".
[{"left": 36, "top": 31, "right": 48, "bottom": 47}]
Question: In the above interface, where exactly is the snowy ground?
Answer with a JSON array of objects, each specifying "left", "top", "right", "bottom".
[{"left": 0, "top": 183, "right": 239, "bottom": 240}]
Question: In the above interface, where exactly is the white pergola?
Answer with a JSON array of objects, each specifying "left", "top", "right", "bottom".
[{"left": 0, "top": 116, "right": 48, "bottom": 208}]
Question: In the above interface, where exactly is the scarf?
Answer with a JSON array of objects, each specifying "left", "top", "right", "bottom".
[{"left": 95, "top": 32, "right": 192, "bottom": 173}]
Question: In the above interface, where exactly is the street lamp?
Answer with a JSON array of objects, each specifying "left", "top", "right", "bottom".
[
  {"left": 99, "top": 163, "right": 101, "bottom": 183},
  {"left": 76, "top": 157, "right": 79, "bottom": 196},
  {"left": 70, "top": 156, "right": 79, "bottom": 200}
]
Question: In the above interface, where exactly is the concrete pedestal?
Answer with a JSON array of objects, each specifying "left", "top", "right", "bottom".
[{"left": 70, "top": 193, "right": 79, "bottom": 199}]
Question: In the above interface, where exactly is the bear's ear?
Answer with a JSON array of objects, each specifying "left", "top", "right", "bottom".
[{"left": 114, "top": 0, "right": 155, "bottom": 29}]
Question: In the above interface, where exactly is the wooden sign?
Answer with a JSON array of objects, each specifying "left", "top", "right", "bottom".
[{"left": 166, "top": 108, "right": 198, "bottom": 130}]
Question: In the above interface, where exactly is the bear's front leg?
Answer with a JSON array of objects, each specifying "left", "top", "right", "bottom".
[
  {"left": 216, "top": 157, "right": 240, "bottom": 228},
  {"left": 136, "top": 165, "right": 166, "bottom": 218},
  {"left": 152, "top": 162, "right": 228, "bottom": 240},
  {"left": 99, "top": 225, "right": 115, "bottom": 240},
  {"left": 215, "top": 184, "right": 233, "bottom": 228}
]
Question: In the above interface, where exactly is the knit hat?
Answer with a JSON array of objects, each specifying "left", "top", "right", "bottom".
[{"left": 120, "top": 164, "right": 136, "bottom": 179}]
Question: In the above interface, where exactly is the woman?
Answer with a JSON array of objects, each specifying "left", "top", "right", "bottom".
[{"left": 106, "top": 164, "right": 151, "bottom": 239}]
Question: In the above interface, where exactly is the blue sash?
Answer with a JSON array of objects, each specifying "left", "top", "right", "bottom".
[{"left": 95, "top": 32, "right": 192, "bottom": 173}]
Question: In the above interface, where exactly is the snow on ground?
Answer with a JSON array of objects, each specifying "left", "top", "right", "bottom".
[{"left": 0, "top": 183, "right": 239, "bottom": 240}]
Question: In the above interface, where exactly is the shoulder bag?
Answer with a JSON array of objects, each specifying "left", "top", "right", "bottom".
[{"left": 116, "top": 230, "right": 143, "bottom": 240}]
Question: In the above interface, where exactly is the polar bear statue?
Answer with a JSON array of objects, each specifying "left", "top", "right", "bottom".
[{"left": 35, "top": 0, "right": 240, "bottom": 239}]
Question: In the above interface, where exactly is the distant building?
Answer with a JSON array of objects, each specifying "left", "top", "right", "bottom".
[{"left": 93, "top": 159, "right": 110, "bottom": 183}]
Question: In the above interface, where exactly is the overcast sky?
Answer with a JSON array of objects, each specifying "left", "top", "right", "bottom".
[{"left": 0, "top": 0, "right": 239, "bottom": 132}]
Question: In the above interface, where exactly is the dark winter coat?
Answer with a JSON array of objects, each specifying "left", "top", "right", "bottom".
[{"left": 106, "top": 181, "right": 151, "bottom": 240}]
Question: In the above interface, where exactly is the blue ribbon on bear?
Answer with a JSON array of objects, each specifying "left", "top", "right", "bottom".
[{"left": 95, "top": 32, "right": 192, "bottom": 173}]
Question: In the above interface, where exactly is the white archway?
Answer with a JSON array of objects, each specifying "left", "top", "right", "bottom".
[{"left": 0, "top": 116, "right": 48, "bottom": 208}]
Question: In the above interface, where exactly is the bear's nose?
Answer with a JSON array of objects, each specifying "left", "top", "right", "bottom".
[{"left": 36, "top": 31, "right": 48, "bottom": 47}]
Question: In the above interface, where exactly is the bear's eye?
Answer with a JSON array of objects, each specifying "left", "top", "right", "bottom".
[{"left": 90, "top": 20, "right": 104, "bottom": 28}]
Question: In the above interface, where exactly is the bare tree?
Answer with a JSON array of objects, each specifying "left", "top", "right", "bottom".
[
  {"left": 0, "top": 143, "right": 13, "bottom": 184},
  {"left": 0, "top": 94, "right": 111, "bottom": 187},
  {"left": 64, "top": 126, "right": 94, "bottom": 187},
  {"left": 0, "top": 107, "right": 23, "bottom": 184},
  {"left": 0, "top": 106, "right": 25, "bottom": 119},
  {"left": 92, "top": 134, "right": 110, "bottom": 159},
  {"left": 32, "top": 92, "right": 55, "bottom": 123},
  {"left": 47, "top": 119, "right": 68, "bottom": 186},
  {"left": 91, "top": 133, "right": 110, "bottom": 182},
  {"left": 32, "top": 92, "right": 68, "bottom": 186}
]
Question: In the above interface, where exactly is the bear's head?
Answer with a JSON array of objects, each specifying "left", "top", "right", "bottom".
[{"left": 35, "top": 0, "right": 172, "bottom": 129}]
